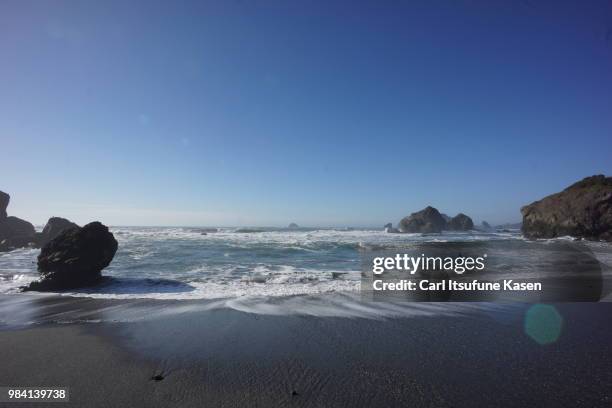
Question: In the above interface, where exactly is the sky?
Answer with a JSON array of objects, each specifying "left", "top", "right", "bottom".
[{"left": 1, "top": 0, "right": 611, "bottom": 227}]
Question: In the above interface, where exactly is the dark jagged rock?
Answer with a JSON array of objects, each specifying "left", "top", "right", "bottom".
[
  {"left": 481, "top": 221, "right": 492, "bottom": 231},
  {"left": 0, "top": 191, "right": 37, "bottom": 252},
  {"left": 440, "top": 213, "right": 452, "bottom": 223},
  {"left": 24, "top": 222, "right": 118, "bottom": 291},
  {"left": 0, "top": 191, "right": 8, "bottom": 220},
  {"left": 448, "top": 213, "right": 474, "bottom": 231},
  {"left": 384, "top": 223, "right": 392, "bottom": 229},
  {"left": 0, "top": 216, "right": 37, "bottom": 251},
  {"left": 288, "top": 223, "right": 299, "bottom": 229},
  {"left": 399, "top": 206, "right": 447, "bottom": 233},
  {"left": 521, "top": 175, "right": 612, "bottom": 241},
  {"left": 0, "top": 216, "right": 35, "bottom": 240},
  {"left": 39, "top": 217, "right": 79, "bottom": 247}
]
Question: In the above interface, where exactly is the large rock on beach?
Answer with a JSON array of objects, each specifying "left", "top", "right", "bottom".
[
  {"left": 39, "top": 217, "right": 79, "bottom": 247},
  {"left": 521, "top": 175, "right": 612, "bottom": 241},
  {"left": 25, "top": 221, "right": 118, "bottom": 291},
  {"left": 399, "top": 206, "right": 447, "bottom": 233},
  {"left": 448, "top": 213, "right": 474, "bottom": 231}
]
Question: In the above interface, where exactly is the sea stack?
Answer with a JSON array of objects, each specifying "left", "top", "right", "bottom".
[
  {"left": 448, "top": 213, "right": 474, "bottom": 231},
  {"left": 25, "top": 221, "right": 118, "bottom": 291},
  {"left": 397, "top": 207, "right": 476, "bottom": 233},
  {"left": 399, "top": 206, "right": 447, "bottom": 233},
  {"left": 521, "top": 175, "right": 612, "bottom": 241},
  {"left": 0, "top": 190, "right": 37, "bottom": 252}
]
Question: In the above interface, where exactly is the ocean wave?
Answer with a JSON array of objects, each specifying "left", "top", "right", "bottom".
[{"left": 59, "top": 278, "right": 361, "bottom": 300}]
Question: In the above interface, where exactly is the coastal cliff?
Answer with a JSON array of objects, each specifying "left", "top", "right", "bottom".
[{"left": 521, "top": 175, "right": 612, "bottom": 241}]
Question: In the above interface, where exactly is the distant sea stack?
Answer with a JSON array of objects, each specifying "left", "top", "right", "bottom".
[
  {"left": 25, "top": 221, "right": 118, "bottom": 291},
  {"left": 397, "top": 206, "right": 474, "bottom": 233},
  {"left": 0, "top": 191, "right": 82, "bottom": 252},
  {"left": 399, "top": 206, "right": 447, "bottom": 233},
  {"left": 0, "top": 190, "right": 37, "bottom": 252},
  {"left": 288, "top": 223, "right": 299, "bottom": 229},
  {"left": 521, "top": 175, "right": 612, "bottom": 241},
  {"left": 448, "top": 213, "right": 474, "bottom": 231}
]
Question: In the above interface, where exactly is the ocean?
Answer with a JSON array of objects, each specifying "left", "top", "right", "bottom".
[
  {"left": 0, "top": 226, "right": 611, "bottom": 329},
  {"left": 1, "top": 227, "right": 611, "bottom": 309},
  {"left": 0, "top": 227, "right": 524, "bottom": 298}
]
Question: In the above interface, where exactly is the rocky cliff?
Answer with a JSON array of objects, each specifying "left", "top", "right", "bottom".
[{"left": 521, "top": 175, "right": 612, "bottom": 241}]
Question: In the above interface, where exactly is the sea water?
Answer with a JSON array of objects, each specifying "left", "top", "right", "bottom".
[
  {"left": 0, "top": 227, "right": 528, "bottom": 299},
  {"left": 1, "top": 227, "right": 611, "bottom": 323}
]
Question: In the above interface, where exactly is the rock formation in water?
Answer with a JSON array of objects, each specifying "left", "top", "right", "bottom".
[
  {"left": 397, "top": 206, "right": 476, "bottom": 234},
  {"left": 25, "top": 221, "right": 118, "bottom": 291},
  {"left": 288, "top": 223, "right": 299, "bottom": 229},
  {"left": 521, "top": 175, "right": 612, "bottom": 241},
  {"left": 0, "top": 191, "right": 8, "bottom": 220},
  {"left": 39, "top": 217, "right": 79, "bottom": 247},
  {"left": 448, "top": 213, "right": 474, "bottom": 231},
  {"left": 0, "top": 191, "right": 37, "bottom": 252},
  {"left": 399, "top": 206, "right": 447, "bottom": 233}
]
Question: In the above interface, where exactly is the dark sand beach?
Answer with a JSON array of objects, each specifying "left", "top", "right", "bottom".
[{"left": 1, "top": 297, "right": 611, "bottom": 407}]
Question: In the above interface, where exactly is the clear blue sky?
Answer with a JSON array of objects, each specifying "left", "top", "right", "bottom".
[{"left": 1, "top": 0, "right": 611, "bottom": 227}]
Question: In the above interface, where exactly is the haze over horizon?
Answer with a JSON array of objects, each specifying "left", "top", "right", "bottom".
[{"left": 2, "top": 0, "right": 611, "bottom": 227}]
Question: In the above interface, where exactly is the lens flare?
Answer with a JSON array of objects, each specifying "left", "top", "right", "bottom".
[{"left": 524, "top": 304, "right": 563, "bottom": 345}]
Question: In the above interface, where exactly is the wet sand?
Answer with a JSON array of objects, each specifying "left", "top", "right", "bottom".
[{"left": 1, "top": 301, "right": 611, "bottom": 407}]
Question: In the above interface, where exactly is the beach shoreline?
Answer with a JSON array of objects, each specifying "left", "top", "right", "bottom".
[{"left": 1, "top": 299, "right": 611, "bottom": 407}]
